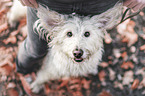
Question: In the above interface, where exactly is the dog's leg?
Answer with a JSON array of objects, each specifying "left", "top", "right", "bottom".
[{"left": 30, "top": 70, "right": 51, "bottom": 93}]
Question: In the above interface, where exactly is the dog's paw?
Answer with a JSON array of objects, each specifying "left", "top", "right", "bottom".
[{"left": 30, "top": 81, "right": 43, "bottom": 94}]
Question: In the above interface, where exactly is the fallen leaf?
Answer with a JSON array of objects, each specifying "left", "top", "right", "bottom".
[
  {"left": 138, "top": 78, "right": 145, "bottom": 89},
  {"left": 140, "top": 44, "right": 145, "bottom": 50},
  {"left": 44, "top": 84, "right": 51, "bottom": 94},
  {"left": 113, "top": 49, "right": 121, "bottom": 58},
  {"left": 139, "top": 11, "right": 144, "bottom": 16},
  {"left": 98, "top": 90, "right": 112, "bottom": 96},
  {"left": 136, "top": 68, "right": 145, "bottom": 77},
  {"left": 122, "top": 71, "right": 134, "bottom": 85},
  {"left": 99, "top": 62, "right": 109, "bottom": 68},
  {"left": 0, "top": 64, "right": 13, "bottom": 76},
  {"left": 108, "top": 68, "right": 116, "bottom": 81},
  {"left": 98, "top": 70, "right": 106, "bottom": 82},
  {"left": 6, "top": 82, "right": 16, "bottom": 89},
  {"left": 122, "top": 32, "right": 138, "bottom": 47},
  {"left": 130, "top": 46, "right": 136, "bottom": 53},
  {"left": 0, "top": 8, "right": 9, "bottom": 19},
  {"left": 3, "top": 35, "right": 17, "bottom": 44},
  {"left": 121, "top": 61, "right": 134, "bottom": 69},
  {"left": 57, "top": 79, "right": 68, "bottom": 89},
  {"left": 114, "top": 81, "right": 123, "bottom": 90},
  {"left": 131, "top": 79, "right": 140, "bottom": 90},
  {"left": 18, "top": 74, "right": 32, "bottom": 96},
  {"left": 117, "top": 19, "right": 138, "bottom": 46},
  {"left": 121, "top": 52, "right": 127, "bottom": 58},
  {"left": 6, "top": 88, "right": 19, "bottom": 96},
  {"left": 72, "top": 91, "right": 83, "bottom": 96},
  {"left": 0, "top": 22, "right": 8, "bottom": 33},
  {"left": 81, "top": 78, "right": 91, "bottom": 90}
]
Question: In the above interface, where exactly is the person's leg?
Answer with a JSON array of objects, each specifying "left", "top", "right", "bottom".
[{"left": 16, "top": 7, "right": 48, "bottom": 74}]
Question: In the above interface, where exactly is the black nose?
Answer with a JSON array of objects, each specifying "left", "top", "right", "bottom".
[{"left": 73, "top": 49, "right": 83, "bottom": 58}]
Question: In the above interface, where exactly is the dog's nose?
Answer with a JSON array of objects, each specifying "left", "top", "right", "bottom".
[{"left": 73, "top": 49, "right": 83, "bottom": 58}]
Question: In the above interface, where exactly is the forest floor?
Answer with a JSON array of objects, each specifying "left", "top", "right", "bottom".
[{"left": 0, "top": 0, "right": 145, "bottom": 96}]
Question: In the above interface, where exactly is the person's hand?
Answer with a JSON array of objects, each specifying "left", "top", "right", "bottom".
[
  {"left": 19, "top": 0, "right": 38, "bottom": 8},
  {"left": 123, "top": 0, "right": 145, "bottom": 12}
]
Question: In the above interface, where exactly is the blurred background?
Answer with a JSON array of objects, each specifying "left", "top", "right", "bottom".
[{"left": 0, "top": 0, "right": 145, "bottom": 96}]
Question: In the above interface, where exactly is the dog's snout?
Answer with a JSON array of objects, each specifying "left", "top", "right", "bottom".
[{"left": 73, "top": 49, "right": 83, "bottom": 58}]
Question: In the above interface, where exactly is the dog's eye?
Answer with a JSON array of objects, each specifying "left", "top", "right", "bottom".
[
  {"left": 84, "top": 32, "right": 90, "bottom": 37},
  {"left": 67, "top": 32, "right": 73, "bottom": 37}
]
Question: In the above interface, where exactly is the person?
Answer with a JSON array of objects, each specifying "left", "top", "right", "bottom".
[{"left": 16, "top": 0, "right": 145, "bottom": 74}]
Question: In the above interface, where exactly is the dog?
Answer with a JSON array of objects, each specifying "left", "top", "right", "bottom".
[{"left": 8, "top": 0, "right": 123, "bottom": 93}]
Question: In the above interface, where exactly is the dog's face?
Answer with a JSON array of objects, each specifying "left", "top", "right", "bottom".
[
  {"left": 37, "top": 3, "right": 122, "bottom": 64},
  {"left": 50, "top": 17, "right": 104, "bottom": 63}
]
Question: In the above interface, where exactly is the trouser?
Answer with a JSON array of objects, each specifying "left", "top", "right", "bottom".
[{"left": 16, "top": 7, "right": 48, "bottom": 74}]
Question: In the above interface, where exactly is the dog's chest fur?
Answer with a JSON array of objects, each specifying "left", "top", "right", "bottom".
[{"left": 39, "top": 42, "right": 101, "bottom": 80}]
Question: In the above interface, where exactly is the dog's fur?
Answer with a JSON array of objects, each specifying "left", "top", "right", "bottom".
[{"left": 8, "top": 0, "right": 123, "bottom": 93}]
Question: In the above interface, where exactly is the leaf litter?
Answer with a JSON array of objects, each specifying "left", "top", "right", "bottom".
[{"left": 0, "top": 0, "right": 145, "bottom": 96}]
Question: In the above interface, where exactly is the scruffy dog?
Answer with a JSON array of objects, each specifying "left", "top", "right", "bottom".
[{"left": 8, "top": 0, "right": 122, "bottom": 93}]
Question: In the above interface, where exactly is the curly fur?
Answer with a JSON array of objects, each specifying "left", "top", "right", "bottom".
[{"left": 31, "top": 2, "right": 123, "bottom": 93}]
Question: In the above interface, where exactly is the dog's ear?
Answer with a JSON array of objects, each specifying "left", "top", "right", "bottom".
[
  {"left": 37, "top": 5, "right": 64, "bottom": 30},
  {"left": 91, "top": 1, "right": 123, "bottom": 30}
]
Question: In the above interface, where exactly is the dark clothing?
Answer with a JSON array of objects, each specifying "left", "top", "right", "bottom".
[
  {"left": 16, "top": 7, "right": 48, "bottom": 74},
  {"left": 16, "top": 0, "right": 120, "bottom": 74},
  {"left": 37, "top": 0, "right": 119, "bottom": 15}
]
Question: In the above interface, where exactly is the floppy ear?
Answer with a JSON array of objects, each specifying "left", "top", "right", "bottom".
[
  {"left": 36, "top": 4, "right": 65, "bottom": 31},
  {"left": 91, "top": 1, "right": 123, "bottom": 30}
]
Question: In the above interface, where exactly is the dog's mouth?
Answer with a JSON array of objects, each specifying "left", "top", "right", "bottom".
[{"left": 74, "top": 58, "right": 84, "bottom": 63}]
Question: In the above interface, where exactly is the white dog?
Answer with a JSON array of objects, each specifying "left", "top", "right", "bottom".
[{"left": 8, "top": 0, "right": 123, "bottom": 93}]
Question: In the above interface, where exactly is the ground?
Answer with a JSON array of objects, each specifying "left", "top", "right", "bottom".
[{"left": 0, "top": 0, "right": 145, "bottom": 96}]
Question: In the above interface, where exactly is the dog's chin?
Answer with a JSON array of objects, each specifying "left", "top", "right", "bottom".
[{"left": 73, "top": 58, "right": 84, "bottom": 63}]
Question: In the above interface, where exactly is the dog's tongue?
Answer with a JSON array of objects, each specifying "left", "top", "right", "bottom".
[
  {"left": 75, "top": 58, "right": 82, "bottom": 60},
  {"left": 74, "top": 58, "right": 83, "bottom": 62}
]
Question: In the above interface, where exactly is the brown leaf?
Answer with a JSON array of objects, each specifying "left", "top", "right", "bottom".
[
  {"left": 121, "top": 32, "right": 138, "bottom": 46},
  {"left": 140, "top": 44, "right": 145, "bottom": 50},
  {"left": 6, "top": 88, "right": 19, "bottom": 96},
  {"left": 138, "top": 77, "right": 145, "bottom": 89},
  {"left": 44, "top": 84, "right": 51, "bottom": 94},
  {"left": 99, "top": 62, "right": 109, "bottom": 68},
  {"left": 57, "top": 79, "right": 69, "bottom": 89},
  {"left": 131, "top": 79, "right": 140, "bottom": 90},
  {"left": 139, "top": 11, "right": 144, "bottom": 16},
  {"left": 3, "top": 35, "right": 17, "bottom": 44},
  {"left": 0, "top": 22, "right": 9, "bottom": 33},
  {"left": 0, "top": 64, "right": 13, "bottom": 76},
  {"left": 114, "top": 81, "right": 123, "bottom": 90},
  {"left": 69, "top": 84, "right": 81, "bottom": 90},
  {"left": 98, "top": 90, "right": 112, "bottom": 96},
  {"left": 98, "top": 70, "right": 106, "bottom": 82},
  {"left": 81, "top": 78, "right": 91, "bottom": 90},
  {"left": 72, "top": 91, "right": 83, "bottom": 96},
  {"left": 126, "top": 20, "right": 136, "bottom": 33},
  {"left": 121, "top": 52, "right": 127, "bottom": 58},
  {"left": 0, "top": 8, "right": 9, "bottom": 19},
  {"left": 121, "top": 61, "right": 134, "bottom": 69},
  {"left": 117, "top": 20, "right": 138, "bottom": 46},
  {"left": 18, "top": 74, "right": 32, "bottom": 95}
]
